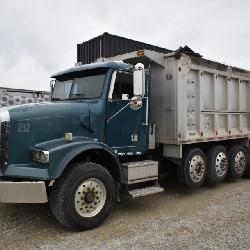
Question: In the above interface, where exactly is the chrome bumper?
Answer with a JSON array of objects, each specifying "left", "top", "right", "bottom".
[{"left": 0, "top": 181, "right": 48, "bottom": 203}]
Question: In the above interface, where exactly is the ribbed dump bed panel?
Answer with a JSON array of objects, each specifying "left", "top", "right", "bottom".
[{"left": 168, "top": 54, "right": 250, "bottom": 144}]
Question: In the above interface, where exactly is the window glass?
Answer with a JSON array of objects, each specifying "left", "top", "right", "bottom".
[
  {"left": 51, "top": 70, "right": 106, "bottom": 101},
  {"left": 71, "top": 74, "right": 105, "bottom": 99},
  {"left": 52, "top": 80, "right": 73, "bottom": 100},
  {"left": 112, "top": 72, "right": 133, "bottom": 100}
]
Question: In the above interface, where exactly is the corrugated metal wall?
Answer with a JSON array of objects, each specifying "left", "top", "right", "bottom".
[{"left": 77, "top": 32, "right": 172, "bottom": 64}]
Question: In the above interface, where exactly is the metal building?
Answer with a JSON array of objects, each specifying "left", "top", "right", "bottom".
[{"left": 77, "top": 32, "right": 172, "bottom": 64}]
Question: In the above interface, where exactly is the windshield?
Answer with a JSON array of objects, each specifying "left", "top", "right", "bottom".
[{"left": 52, "top": 70, "right": 106, "bottom": 101}]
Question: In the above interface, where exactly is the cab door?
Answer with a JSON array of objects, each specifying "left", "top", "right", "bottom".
[{"left": 106, "top": 71, "right": 148, "bottom": 156}]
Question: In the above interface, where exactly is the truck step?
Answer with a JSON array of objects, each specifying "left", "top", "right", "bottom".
[{"left": 128, "top": 185, "right": 164, "bottom": 199}]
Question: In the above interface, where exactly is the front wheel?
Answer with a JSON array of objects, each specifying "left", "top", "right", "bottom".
[{"left": 50, "top": 162, "right": 115, "bottom": 231}]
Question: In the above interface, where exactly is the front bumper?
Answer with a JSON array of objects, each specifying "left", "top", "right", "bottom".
[{"left": 0, "top": 181, "right": 48, "bottom": 203}]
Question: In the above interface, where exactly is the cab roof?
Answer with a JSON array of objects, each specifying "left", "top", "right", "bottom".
[{"left": 51, "top": 61, "right": 132, "bottom": 78}]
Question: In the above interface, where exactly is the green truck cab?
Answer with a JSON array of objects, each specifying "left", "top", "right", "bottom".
[{"left": 0, "top": 61, "right": 155, "bottom": 230}]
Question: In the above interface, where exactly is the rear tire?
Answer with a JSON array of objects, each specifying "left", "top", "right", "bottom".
[
  {"left": 228, "top": 145, "right": 247, "bottom": 179},
  {"left": 50, "top": 162, "right": 115, "bottom": 231},
  {"left": 206, "top": 145, "right": 229, "bottom": 184},
  {"left": 244, "top": 149, "right": 250, "bottom": 178},
  {"left": 178, "top": 148, "right": 207, "bottom": 189}
]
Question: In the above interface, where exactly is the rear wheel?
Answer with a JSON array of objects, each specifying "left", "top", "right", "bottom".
[
  {"left": 228, "top": 145, "right": 247, "bottom": 179},
  {"left": 244, "top": 149, "right": 250, "bottom": 178},
  {"left": 50, "top": 162, "right": 115, "bottom": 231},
  {"left": 178, "top": 148, "right": 207, "bottom": 189},
  {"left": 206, "top": 145, "right": 229, "bottom": 184}
]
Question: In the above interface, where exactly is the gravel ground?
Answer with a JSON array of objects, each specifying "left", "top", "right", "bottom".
[{"left": 0, "top": 177, "right": 249, "bottom": 250}]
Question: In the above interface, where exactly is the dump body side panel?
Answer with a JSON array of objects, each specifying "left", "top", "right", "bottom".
[
  {"left": 150, "top": 58, "right": 177, "bottom": 143},
  {"left": 178, "top": 56, "right": 250, "bottom": 143}
]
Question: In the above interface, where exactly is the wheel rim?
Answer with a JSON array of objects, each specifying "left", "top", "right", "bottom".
[
  {"left": 189, "top": 155, "right": 206, "bottom": 183},
  {"left": 74, "top": 178, "right": 106, "bottom": 218},
  {"left": 215, "top": 152, "right": 228, "bottom": 177},
  {"left": 234, "top": 151, "right": 246, "bottom": 174}
]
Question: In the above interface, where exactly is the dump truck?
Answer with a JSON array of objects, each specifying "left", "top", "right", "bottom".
[{"left": 0, "top": 39, "right": 250, "bottom": 231}]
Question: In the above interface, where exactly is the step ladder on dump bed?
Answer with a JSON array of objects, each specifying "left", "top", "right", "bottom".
[{"left": 122, "top": 160, "right": 164, "bottom": 199}]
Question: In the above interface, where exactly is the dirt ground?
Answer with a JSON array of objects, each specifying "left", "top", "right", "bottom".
[{"left": 0, "top": 176, "right": 249, "bottom": 250}]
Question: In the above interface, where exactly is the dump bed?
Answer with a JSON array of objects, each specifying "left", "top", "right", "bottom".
[{"left": 106, "top": 49, "right": 250, "bottom": 158}]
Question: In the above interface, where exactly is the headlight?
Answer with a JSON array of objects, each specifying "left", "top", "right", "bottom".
[{"left": 32, "top": 149, "right": 49, "bottom": 163}]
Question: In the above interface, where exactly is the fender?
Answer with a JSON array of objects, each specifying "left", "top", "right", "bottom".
[{"left": 34, "top": 136, "right": 122, "bottom": 180}]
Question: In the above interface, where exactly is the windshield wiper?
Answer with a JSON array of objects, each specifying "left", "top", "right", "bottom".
[
  {"left": 71, "top": 93, "right": 86, "bottom": 98},
  {"left": 51, "top": 93, "right": 86, "bottom": 101}
]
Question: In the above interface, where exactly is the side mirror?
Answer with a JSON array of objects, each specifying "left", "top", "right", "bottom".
[{"left": 133, "top": 63, "right": 145, "bottom": 96}]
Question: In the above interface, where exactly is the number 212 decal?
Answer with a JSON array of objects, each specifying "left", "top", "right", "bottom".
[{"left": 17, "top": 122, "right": 31, "bottom": 133}]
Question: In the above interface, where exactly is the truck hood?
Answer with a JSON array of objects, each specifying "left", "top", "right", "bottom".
[
  {"left": 6, "top": 102, "right": 89, "bottom": 120},
  {"left": 0, "top": 102, "right": 91, "bottom": 165}
]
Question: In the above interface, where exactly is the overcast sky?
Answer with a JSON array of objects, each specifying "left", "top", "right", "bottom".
[{"left": 0, "top": 0, "right": 250, "bottom": 91}]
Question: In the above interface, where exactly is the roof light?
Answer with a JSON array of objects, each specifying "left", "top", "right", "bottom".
[{"left": 137, "top": 50, "right": 145, "bottom": 57}]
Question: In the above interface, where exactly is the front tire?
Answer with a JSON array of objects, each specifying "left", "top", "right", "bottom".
[
  {"left": 178, "top": 148, "right": 207, "bottom": 189},
  {"left": 50, "top": 162, "right": 115, "bottom": 231}
]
